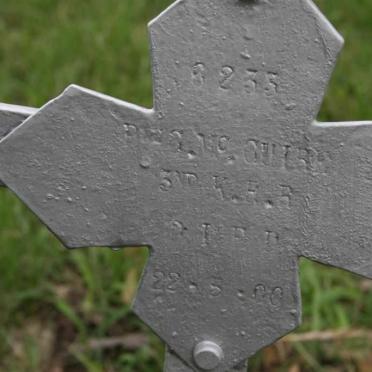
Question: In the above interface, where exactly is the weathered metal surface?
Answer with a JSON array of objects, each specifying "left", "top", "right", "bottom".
[
  {"left": 0, "top": 104, "right": 35, "bottom": 186},
  {"left": 0, "top": 1, "right": 372, "bottom": 371}
]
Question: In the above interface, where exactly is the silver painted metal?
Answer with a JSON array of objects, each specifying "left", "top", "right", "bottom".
[
  {"left": 0, "top": 1, "right": 372, "bottom": 371},
  {"left": 0, "top": 104, "right": 36, "bottom": 186}
]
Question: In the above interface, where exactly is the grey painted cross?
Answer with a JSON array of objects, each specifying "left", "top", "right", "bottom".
[{"left": 1, "top": 1, "right": 372, "bottom": 371}]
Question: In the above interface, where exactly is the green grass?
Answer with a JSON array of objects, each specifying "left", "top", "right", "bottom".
[{"left": 0, "top": 0, "right": 372, "bottom": 370}]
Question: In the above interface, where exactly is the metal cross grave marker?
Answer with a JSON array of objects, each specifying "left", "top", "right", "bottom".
[{"left": 1, "top": 1, "right": 372, "bottom": 371}]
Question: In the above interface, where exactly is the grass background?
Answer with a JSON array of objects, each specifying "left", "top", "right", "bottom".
[{"left": 1, "top": 0, "right": 372, "bottom": 370}]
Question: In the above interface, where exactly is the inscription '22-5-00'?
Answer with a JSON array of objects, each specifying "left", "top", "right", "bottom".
[{"left": 150, "top": 271, "right": 284, "bottom": 309}]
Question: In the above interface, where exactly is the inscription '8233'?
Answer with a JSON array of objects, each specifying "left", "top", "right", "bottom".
[
  {"left": 192, "top": 63, "right": 279, "bottom": 96},
  {"left": 150, "top": 270, "right": 284, "bottom": 309}
]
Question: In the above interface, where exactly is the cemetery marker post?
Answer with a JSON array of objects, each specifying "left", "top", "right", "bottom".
[{"left": 1, "top": 1, "right": 372, "bottom": 371}]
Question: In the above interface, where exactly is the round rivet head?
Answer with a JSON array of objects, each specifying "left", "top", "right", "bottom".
[{"left": 193, "top": 341, "right": 224, "bottom": 370}]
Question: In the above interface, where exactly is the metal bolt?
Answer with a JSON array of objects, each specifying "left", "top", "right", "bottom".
[{"left": 193, "top": 341, "right": 224, "bottom": 370}]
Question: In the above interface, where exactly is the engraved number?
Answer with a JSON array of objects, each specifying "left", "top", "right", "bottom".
[
  {"left": 264, "top": 72, "right": 279, "bottom": 96},
  {"left": 153, "top": 271, "right": 165, "bottom": 290},
  {"left": 160, "top": 170, "right": 172, "bottom": 192},
  {"left": 219, "top": 66, "right": 235, "bottom": 89},
  {"left": 253, "top": 284, "right": 284, "bottom": 308},
  {"left": 193, "top": 62, "right": 278, "bottom": 97},
  {"left": 244, "top": 69, "right": 258, "bottom": 94},
  {"left": 192, "top": 63, "right": 206, "bottom": 86},
  {"left": 152, "top": 271, "right": 181, "bottom": 293}
]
